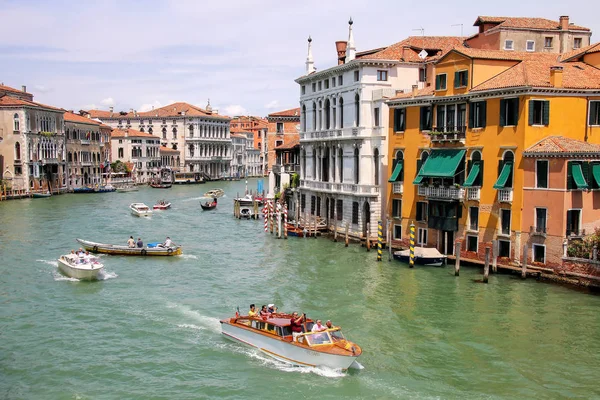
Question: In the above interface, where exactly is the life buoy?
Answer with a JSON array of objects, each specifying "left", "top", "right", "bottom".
[
  {"left": 92, "top": 246, "right": 98, "bottom": 252},
  {"left": 141, "top": 249, "right": 147, "bottom": 256},
  {"left": 167, "top": 248, "right": 173, "bottom": 255}
]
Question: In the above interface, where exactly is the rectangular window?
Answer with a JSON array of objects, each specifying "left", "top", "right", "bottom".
[
  {"left": 318, "top": 81, "right": 322, "bottom": 91},
  {"left": 455, "top": 70, "right": 468, "bottom": 88},
  {"left": 504, "top": 40, "right": 514, "bottom": 50},
  {"left": 393, "top": 224, "right": 402, "bottom": 240},
  {"left": 417, "top": 228, "right": 428, "bottom": 245},
  {"left": 498, "top": 240, "right": 511, "bottom": 258},
  {"left": 394, "top": 108, "right": 406, "bottom": 132},
  {"left": 469, "top": 206, "right": 479, "bottom": 231},
  {"left": 419, "top": 67, "right": 427, "bottom": 83},
  {"left": 500, "top": 98, "right": 519, "bottom": 126},
  {"left": 526, "top": 40, "right": 535, "bottom": 52},
  {"left": 435, "top": 74, "right": 447, "bottom": 90},
  {"left": 416, "top": 201, "right": 428, "bottom": 222},
  {"left": 392, "top": 199, "right": 402, "bottom": 219},
  {"left": 419, "top": 106, "right": 432, "bottom": 131},
  {"left": 310, "top": 195, "right": 316, "bottom": 215},
  {"left": 536, "top": 160, "right": 549, "bottom": 188},
  {"left": 338, "top": 75, "right": 343, "bottom": 86},
  {"left": 377, "top": 70, "right": 388, "bottom": 81},
  {"left": 535, "top": 208, "right": 547, "bottom": 233},
  {"left": 352, "top": 202, "right": 359, "bottom": 224},
  {"left": 312, "top": 83, "right": 316, "bottom": 92},
  {"left": 467, "top": 235, "right": 478, "bottom": 253},
  {"left": 470, "top": 101, "right": 486, "bottom": 128},
  {"left": 566, "top": 209, "right": 581, "bottom": 236},
  {"left": 331, "top": 78, "right": 336, "bottom": 88},
  {"left": 324, "top": 80, "right": 329, "bottom": 89},
  {"left": 533, "top": 244, "right": 546, "bottom": 263},
  {"left": 276, "top": 122, "right": 284, "bottom": 133},
  {"left": 354, "top": 70, "right": 359, "bottom": 81},
  {"left": 574, "top": 38, "right": 582, "bottom": 49},
  {"left": 336, "top": 199, "right": 343, "bottom": 220},
  {"left": 316, "top": 197, "right": 321, "bottom": 217},
  {"left": 589, "top": 101, "right": 600, "bottom": 126},
  {"left": 500, "top": 209, "right": 511, "bottom": 235},
  {"left": 330, "top": 199, "right": 335, "bottom": 219},
  {"left": 544, "top": 37, "right": 553, "bottom": 48},
  {"left": 301, "top": 85, "right": 306, "bottom": 95},
  {"left": 374, "top": 108, "right": 380, "bottom": 127},
  {"left": 529, "top": 100, "right": 549, "bottom": 126}
]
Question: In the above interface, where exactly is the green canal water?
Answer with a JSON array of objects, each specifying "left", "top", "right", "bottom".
[{"left": 1, "top": 179, "right": 599, "bottom": 399}]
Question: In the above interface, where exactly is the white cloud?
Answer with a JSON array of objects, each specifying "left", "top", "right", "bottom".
[
  {"left": 138, "top": 101, "right": 163, "bottom": 112},
  {"left": 264, "top": 100, "right": 280, "bottom": 109},
  {"left": 101, "top": 97, "right": 115, "bottom": 106},
  {"left": 33, "top": 85, "right": 52, "bottom": 93},
  {"left": 223, "top": 104, "right": 248, "bottom": 116}
]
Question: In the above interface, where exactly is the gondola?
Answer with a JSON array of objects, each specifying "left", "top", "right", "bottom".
[{"left": 200, "top": 197, "right": 217, "bottom": 210}]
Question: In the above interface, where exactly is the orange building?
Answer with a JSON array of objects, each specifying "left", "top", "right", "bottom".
[
  {"left": 230, "top": 115, "right": 268, "bottom": 150},
  {"left": 266, "top": 108, "right": 300, "bottom": 175}
]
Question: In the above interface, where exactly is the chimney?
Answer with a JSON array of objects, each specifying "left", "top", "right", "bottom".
[
  {"left": 336, "top": 41, "right": 347, "bottom": 65},
  {"left": 129, "top": 108, "right": 134, "bottom": 114},
  {"left": 550, "top": 66, "right": 564, "bottom": 87},
  {"left": 560, "top": 16, "right": 569, "bottom": 30},
  {"left": 21, "top": 85, "right": 27, "bottom": 92},
  {"left": 109, "top": 106, "right": 114, "bottom": 113},
  {"left": 412, "top": 85, "right": 418, "bottom": 97}
]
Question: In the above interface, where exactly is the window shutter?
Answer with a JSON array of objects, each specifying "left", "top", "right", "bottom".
[
  {"left": 510, "top": 98, "right": 519, "bottom": 125},
  {"left": 479, "top": 160, "right": 484, "bottom": 186},
  {"left": 542, "top": 100, "right": 550, "bottom": 125},
  {"left": 499, "top": 99, "right": 506, "bottom": 127},
  {"left": 566, "top": 161, "right": 573, "bottom": 190},
  {"left": 467, "top": 160, "right": 472, "bottom": 177},
  {"left": 528, "top": 100, "right": 535, "bottom": 126},
  {"left": 419, "top": 107, "right": 424, "bottom": 131},
  {"left": 468, "top": 102, "right": 474, "bottom": 128},
  {"left": 464, "top": 70, "right": 469, "bottom": 87},
  {"left": 582, "top": 161, "right": 590, "bottom": 184},
  {"left": 393, "top": 109, "right": 400, "bottom": 131},
  {"left": 498, "top": 159, "right": 504, "bottom": 177},
  {"left": 435, "top": 75, "right": 441, "bottom": 90},
  {"left": 481, "top": 101, "right": 487, "bottom": 128},
  {"left": 454, "top": 71, "right": 460, "bottom": 88},
  {"left": 589, "top": 102, "right": 598, "bottom": 125}
]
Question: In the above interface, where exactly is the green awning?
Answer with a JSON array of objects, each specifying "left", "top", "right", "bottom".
[
  {"left": 418, "top": 149, "right": 466, "bottom": 178},
  {"left": 592, "top": 163, "right": 600, "bottom": 187},
  {"left": 572, "top": 163, "right": 589, "bottom": 189},
  {"left": 463, "top": 162, "right": 480, "bottom": 187},
  {"left": 413, "top": 174, "right": 424, "bottom": 185},
  {"left": 493, "top": 162, "right": 512, "bottom": 189},
  {"left": 388, "top": 161, "right": 403, "bottom": 182}
]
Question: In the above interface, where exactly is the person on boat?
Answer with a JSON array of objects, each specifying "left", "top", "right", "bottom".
[
  {"left": 267, "top": 304, "right": 277, "bottom": 314},
  {"left": 325, "top": 320, "right": 336, "bottom": 330},
  {"left": 311, "top": 320, "right": 327, "bottom": 333},
  {"left": 248, "top": 304, "right": 258, "bottom": 317},
  {"left": 127, "top": 236, "right": 135, "bottom": 248},
  {"left": 163, "top": 237, "right": 172, "bottom": 247},
  {"left": 137, "top": 238, "right": 143, "bottom": 248},
  {"left": 290, "top": 312, "right": 304, "bottom": 341},
  {"left": 259, "top": 305, "right": 270, "bottom": 319}
]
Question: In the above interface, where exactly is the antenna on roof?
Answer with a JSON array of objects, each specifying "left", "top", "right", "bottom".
[
  {"left": 451, "top": 23, "right": 464, "bottom": 37},
  {"left": 412, "top": 27, "right": 425, "bottom": 37}
]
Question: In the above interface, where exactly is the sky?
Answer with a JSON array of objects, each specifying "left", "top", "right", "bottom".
[{"left": 0, "top": 0, "right": 598, "bottom": 118}]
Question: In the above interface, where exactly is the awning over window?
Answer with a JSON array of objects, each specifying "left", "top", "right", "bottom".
[
  {"left": 592, "top": 164, "right": 600, "bottom": 188},
  {"left": 572, "top": 163, "right": 589, "bottom": 189},
  {"left": 413, "top": 174, "right": 424, "bottom": 185},
  {"left": 418, "top": 149, "right": 466, "bottom": 178},
  {"left": 388, "top": 161, "right": 403, "bottom": 182},
  {"left": 463, "top": 162, "right": 481, "bottom": 187},
  {"left": 493, "top": 162, "right": 513, "bottom": 189}
]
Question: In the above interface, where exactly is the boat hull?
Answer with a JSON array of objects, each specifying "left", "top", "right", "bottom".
[
  {"left": 77, "top": 238, "right": 182, "bottom": 256},
  {"left": 393, "top": 253, "right": 445, "bottom": 267},
  {"left": 153, "top": 203, "right": 171, "bottom": 210},
  {"left": 200, "top": 203, "right": 216, "bottom": 210},
  {"left": 220, "top": 321, "right": 358, "bottom": 370},
  {"left": 57, "top": 258, "right": 103, "bottom": 280}
]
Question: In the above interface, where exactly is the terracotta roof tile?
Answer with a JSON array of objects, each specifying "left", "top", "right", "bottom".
[
  {"left": 358, "top": 36, "right": 464, "bottom": 63},
  {"left": 524, "top": 136, "right": 600, "bottom": 155},
  {"left": 389, "top": 86, "right": 435, "bottom": 100},
  {"left": 474, "top": 16, "right": 590, "bottom": 31},
  {"left": 159, "top": 146, "right": 179, "bottom": 153},
  {"left": 87, "top": 102, "right": 230, "bottom": 120},
  {"left": 0, "top": 95, "right": 62, "bottom": 111},
  {"left": 111, "top": 128, "right": 160, "bottom": 139},
  {"left": 560, "top": 42, "right": 600, "bottom": 62},
  {"left": 275, "top": 137, "right": 300, "bottom": 150},
  {"left": 0, "top": 84, "right": 31, "bottom": 95},
  {"left": 64, "top": 111, "right": 101, "bottom": 125},
  {"left": 268, "top": 107, "right": 301, "bottom": 117},
  {"left": 449, "top": 48, "right": 533, "bottom": 61}
]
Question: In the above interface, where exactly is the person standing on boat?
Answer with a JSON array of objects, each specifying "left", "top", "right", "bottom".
[
  {"left": 163, "top": 237, "right": 172, "bottom": 247},
  {"left": 311, "top": 320, "right": 327, "bottom": 332},
  {"left": 127, "top": 236, "right": 135, "bottom": 248},
  {"left": 259, "top": 305, "right": 270, "bottom": 319},
  {"left": 248, "top": 304, "right": 258, "bottom": 317},
  {"left": 290, "top": 312, "right": 304, "bottom": 341},
  {"left": 137, "top": 238, "right": 143, "bottom": 248},
  {"left": 267, "top": 304, "right": 277, "bottom": 314}
]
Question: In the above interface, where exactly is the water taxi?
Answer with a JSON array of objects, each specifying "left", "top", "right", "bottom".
[
  {"left": 204, "top": 188, "right": 224, "bottom": 198},
  {"left": 76, "top": 238, "right": 182, "bottom": 256},
  {"left": 57, "top": 254, "right": 104, "bottom": 280},
  {"left": 174, "top": 172, "right": 205, "bottom": 185},
  {"left": 220, "top": 313, "right": 361, "bottom": 370},
  {"left": 130, "top": 203, "right": 152, "bottom": 217},
  {"left": 153, "top": 200, "right": 171, "bottom": 210}
]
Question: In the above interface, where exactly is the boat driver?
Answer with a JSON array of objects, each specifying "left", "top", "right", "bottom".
[{"left": 163, "top": 237, "right": 172, "bottom": 247}]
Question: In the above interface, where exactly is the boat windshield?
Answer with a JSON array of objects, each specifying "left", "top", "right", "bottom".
[
  {"left": 330, "top": 329, "right": 345, "bottom": 341},
  {"left": 303, "top": 331, "right": 333, "bottom": 346}
]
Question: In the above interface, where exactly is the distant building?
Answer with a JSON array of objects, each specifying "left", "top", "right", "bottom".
[
  {"left": 266, "top": 107, "right": 300, "bottom": 179},
  {"left": 231, "top": 132, "right": 261, "bottom": 177},
  {"left": 230, "top": 115, "right": 268, "bottom": 175},
  {"left": 64, "top": 111, "right": 106, "bottom": 189},
  {"left": 110, "top": 128, "right": 161, "bottom": 183}
]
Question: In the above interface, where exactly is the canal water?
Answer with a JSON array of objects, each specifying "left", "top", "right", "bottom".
[{"left": 1, "top": 179, "right": 599, "bottom": 399}]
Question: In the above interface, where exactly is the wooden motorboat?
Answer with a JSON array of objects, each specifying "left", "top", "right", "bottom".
[
  {"left": 116, "top": 185, "right": 138, "bottom": 192},
  {"left": 73, "top": 187, "right": 94, "bottom": 194},
  {"left": 57, "top": 254, "right": 104, "bottom": 280},
  {"left": 150, "top": 183, "right": 172, "bottom": 189},
  {"left": 204, "top": 188, "right": 224, "bottom": 198},
  {"left": 94, "top": 184, "right": 116, "bottom": 193},
  {"left": 200, "top": 198, "right": 217, "bottom": 210},
  {"left": 32, "top": 191, "right": 52, "bottom": 198},
  {"left": 286, "top": 223, "right": 305, "bottom": 237},
  {"left": 220, "top": 313, "right": 361, "bottom": 370},
  {"left": 76, "top": 238, "right": 182, "bottom": 256},
  {"left": 393, "top": 247, "right": 447, "bottom": 267},
  {"left": 153, "top": 200, "right": 171, "bottom": 210},
  {"left": 130, "top": 202, "right": 153, "bottom": 217}
]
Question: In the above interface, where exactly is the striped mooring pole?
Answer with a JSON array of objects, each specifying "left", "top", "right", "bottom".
[
  {"left": 263, "top": 205, "right": 268, "bottom": 232},
  {"left": 283, "top": 203, "right": 288, "bottom": 239},
  {"left": 377, "top": 220, "right": 383, "bottom": 261},
  {"left": 269, "top": 201, "right": 274, "bottom": 234},
  {"left": 409, "top": 222, "right": 415, "bottom": 268}
]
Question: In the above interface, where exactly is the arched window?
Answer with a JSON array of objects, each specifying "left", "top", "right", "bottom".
[
  {"left": 140, "top": 127, "right": 145, "bottom": 132},
  {"left": 324, "top": 99, "right": 331, "bottom": 129},
  {"left": 500, "top": 150, "right": 514, "bottom": 187},
  {"left": 118, "top": 148, "right": 123, "bottom": 158},
  {"left": 354, "top": 94, "right": 360, "bottom": 127},
  {"left": 332, "top": 98, "right": 337, "bottom": 129},
  {"left": 172, "top": 127, "right": 177, "bottom": 139},
  {"left": 302, "top": 149, "right": 306, "bottom": 179},
  {"left": 162, "top": 128, "right": 167, "bottom": 139},
  {"left": 312, "top": 102, "right": 317, "bottom": 131},
  {"left": 471, "top": 150, "right": 482, "bottom": 162},
  {"left": 354, "top": 148, "right": 360, "bottom": 184},
  {"left": 318, "top": 101, "right": 322, "bottom": 131},
  {"left": 68, "top": 152, "right": 72, "bottom": 162},
  {"left": 339, "top": 97, "right": 344, "bottom": 129},
  {"left": 339, "top": 148, "right": 344, "bottom": 182},
  {"left": 189, "top": 144, "right": 195, "bottom": 158},
  {"left": 148, "top": 127, "right": 153, "bottom": 134},
  {"left": 13, "top": 113, "right": 19, "bottom": 131},
  {"left": 301, "top": 104, "right": 306, "bottom": 132},
  {"left": 373, "top": 148, "right": 379, "bottom": 185},
  {"left": 393, "top": 150, "right": 404, "bottom": 182},
  {"left": 15, "top": 142, "right": 21, "bottom": 160},
  {"left": 312, "top": 149, "right": 317, "bottom": 179},
  {"left": 418, "top": 151, "right": 429, "bottom": 177},
  {"left": 189, "top": 125, "right": 194, "bottom": 138}
]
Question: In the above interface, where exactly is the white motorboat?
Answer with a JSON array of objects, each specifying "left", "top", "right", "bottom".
[
  {"left": 393, "top": 247, "right": 447, "bottom": 267},
  {"left": 57, "top": 254, "right": 104, "bottom": 280},
  {"left": 220, "top": 313, "right": 361, "bottom": 370},
  {"left": 130, "top": 202, "right": 152, "bottom": 217},
  {"left": 116, "top": 185, "right": 138, "bottom": 192},
  {"left": 204, "top": 188, "right": 224, "bottom": 198}
]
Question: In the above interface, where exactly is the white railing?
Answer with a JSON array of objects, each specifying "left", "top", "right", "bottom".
[
  {"left": 80, "top": 139, "right": 90, "bottom": 145},
  {"left": 392, "top": 182, "right": 404, "bottom": 194},
  {"left": 498, "top": 188, "right": 513, "bottom": 202},
  {"left": 467, "top": 187, "right": 480, "bottom": 201},
  {"left": 417, "top": 185, "right": 465, "bottom": 200},
  {"left": 299, "top": 179, "right": 378, "bottom": 195},
  {"left": 300, "top": 127, "right": 365, "bottom": 141}
]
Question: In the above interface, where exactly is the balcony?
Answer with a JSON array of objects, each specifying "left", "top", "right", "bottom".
[
  {"left": 497, "top": 188, "right": 513, "bottom": 203},
  {"left": 566, "top": 229, "right": 586, "bottom": 238},
  {"left": 80, "top": 139, "right": 90, "bottom": 145},
  {"left": 299, "top": 179, "right": 379, "bottom": 196},
  {"left": 429, "top": 126, "right": 466, "bottom": 143},
  {"left": 272, "top": 164, "right": 281, "bottom": 174},
  {"left": 530, "top": 225, "right": 547, "bottom": 238},
  {"left": 14, "top": 159, "right": 22, "bottom": 166},
  {"left": 467, "top": 187, "right": 480, "bottom": 201},
  {"left": 417, "top": 185, "right": 465, "bottom": 201},
  {"left": 392, "top": 182, "right": 403, "bottom": 194},
  {"left": 283, "top": 163, "right": 300, "bottom": 173},
  {"left": 300, "top": 127, "right": 365, "bottom": 141}
]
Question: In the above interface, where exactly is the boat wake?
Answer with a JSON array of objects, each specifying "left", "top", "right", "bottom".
[
  {"left": 98, "top": 270, "right": 118, "bottom": 280},
  {"left": 53, "top": 272, "right": 79, "bottom": 282},
  {"left": 177, "top": 254, "right": 198, "bottom": 260},
  {"left": 37, "top": 259, "right": 58, "bottom": 267},
  {"left": 176, "top": 323, "right": 205, "bottom": 330},
  {"left": 168, "top": 303, "right": 221, "bottom": 333}
]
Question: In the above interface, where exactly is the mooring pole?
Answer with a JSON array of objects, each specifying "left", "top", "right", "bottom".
[
  {"left": 345, "top": 222, "right": 349, "bottom": 247},
  {"left": 492, "top": 239, "right": 498, "bottom": 273},
  {"left": 483, "top": 246, "right": 490, "bottom": 283},
  {"left": 377, "top": 220, "right": 382, "bottom": 261},
  {"left": 454, "top": 241, "right": 461, "bottom": 276},
  {"left": 522, "top": 244, "right": 528, "bottom": 279},
  {"left": 409, "top": 222, "right": 415, "bottom": 268}
]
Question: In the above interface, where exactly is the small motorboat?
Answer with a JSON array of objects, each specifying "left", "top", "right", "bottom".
[
  {"left": 130, "top": 202, "right": 153, "bottom": 217},
  {"left": 94, "top": 184, "right": 116, "bottom": 193},
  {"left": 73, "top": 187, "right": 95, "bottom": 194},
  {"left": 200, "top": 197, "right": 217, "bottom": 210},
  {"left": 204, "top": 188, "right": 224, "bottom": 198},
  {"left": 286, "top": 223, "right": 304, "bottom": 237},
  {"left": 57, "top": 253, "right": 104, "bottom": 280},
  {"left": 76, "top": 238, "right": 182, "bottom": 256},
  {"left": 150, "top": 183, "right": 172, "bottom": 189},
  {"left": 235, "top": 193, "right": 263, "bottom": 206},
  {"left": 116, "top": 185, "right": 138, "bottom": 192},
  {"left": 220, "top": 312, "right": 361, "bottom": 370},
  {"left": 32, "top": 191, "right": 52, "bottom": 198},
  {"left": 153, "top": 200, "right": 172, "bottom": 210},
  {"left": 393, "top": 247, "right": 447, "bottom": 267}
]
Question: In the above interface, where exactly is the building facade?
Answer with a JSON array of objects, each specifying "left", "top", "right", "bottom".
[
  {"left": 266, "top": 107, "right": 300, "bottom": 175},
  {"left": 110, "top": 128, "right": 161, "bottom": 183},
  {"left": 0, "top": 85, "right": 66, "bottom": 192},
  {"left": 64, "top": 111, "right": 105, "bottom": 189}
]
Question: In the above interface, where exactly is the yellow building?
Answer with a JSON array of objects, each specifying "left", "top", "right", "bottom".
[{"left": 387, "top": 45, "right": 600, "bottom": 265}]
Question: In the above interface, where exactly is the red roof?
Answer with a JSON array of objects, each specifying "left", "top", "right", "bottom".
[
  {"left": 0, "top": 95, "right": 62, "bottom": 111},
  {"left": 0, "top": 84, "right": 31, "bottom": 96},
  {"left": 275, "top": 137, "right": 300, "bottom": 150},
  {"left": 524, "top": 136, "right": 600, "bottom": 155},
  {"left": 87, "top": 102, "right": 230, "bottom": 120},
  {"left": 64, "top": 111, "right": 101, "bottom": 125},
  {"left": 268, "top": 107, "right": 301, "bottom": 118},
  {"left": 473, "top": 16, "right": 590, "bottom": 32},
  {"left": 159, "top": 146, "right": 179, "bottom": 153},
  {"left": 358, "top": 36, "right": 464, "bottom": 63},
  {"left": 560, "top": 42, "right": 600, "bottom": 62},
  {"left": 111, "top": 128, "right": 160, "bottom": 139}
]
